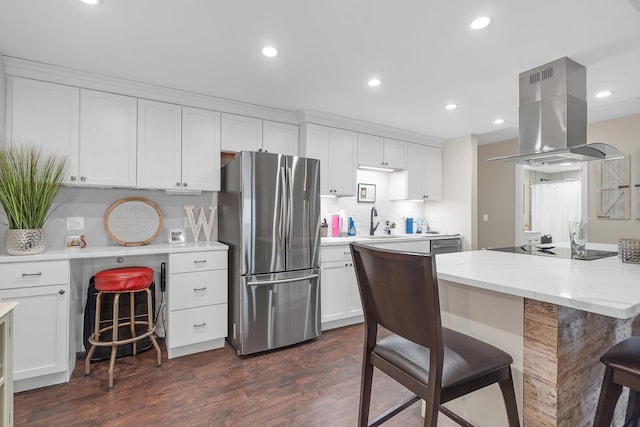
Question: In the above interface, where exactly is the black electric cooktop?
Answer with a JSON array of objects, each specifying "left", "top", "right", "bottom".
[{"left": 488, "top": 245, "right": 618, "bottom": 261}]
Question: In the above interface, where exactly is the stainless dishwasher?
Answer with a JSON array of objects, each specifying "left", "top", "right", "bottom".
[{"left": 431, "top": 238, "right": 462, "bottom": 254}]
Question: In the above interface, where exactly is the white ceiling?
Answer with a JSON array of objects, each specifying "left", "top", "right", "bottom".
[{"left": 1, "top": 0, "right": 639, "bottom": 144}]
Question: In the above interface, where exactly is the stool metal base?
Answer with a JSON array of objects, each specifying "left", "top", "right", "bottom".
[{"left": 85, "top": 288, "right": 161, "bottom": 390}]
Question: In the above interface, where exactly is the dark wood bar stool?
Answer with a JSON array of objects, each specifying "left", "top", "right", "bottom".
[
  {"left": 84, "top": 266, "right": 162, "bottom": 390},
  {"left": 350, "top": 242, "right": 520, "bottom": 427},
  {"left": 593, "top": 336, "right": 640, "bottom": 427}
]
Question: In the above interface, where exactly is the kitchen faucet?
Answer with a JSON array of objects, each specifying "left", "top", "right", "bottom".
[{"left": 370, "top": 206, "right": 379, "bottom": 236}]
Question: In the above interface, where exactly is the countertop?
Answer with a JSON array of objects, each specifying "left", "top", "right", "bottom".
[
  {"left": 321, "top": 233, "right": 460, "bottom": 246},
  {"left": 0, "top": 301, "right": 18, "bottom": 318},
  {"left": 435, "top": 243, "right": 640, "bottom": 320},
  {"left": 0, "top": 241, "right": 228, "bottom": 264}
]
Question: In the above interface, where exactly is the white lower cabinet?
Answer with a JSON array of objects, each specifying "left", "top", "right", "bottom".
[
  {"left": 0, "top": 303, "right": 16, "bottom": 427},
  {"left": 167, "top": 250, "right": 228, "bottom": 358},
  {"left": 0, "top": 260, "right": 70, "bottom": 392},
  {"left": 320, "top": 245, "right": 362, "bottom": 330}
]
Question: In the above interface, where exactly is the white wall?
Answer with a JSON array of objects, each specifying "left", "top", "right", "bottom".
[
  {"left": 0, "top": 187, "right": 218, "bottom": 254},
  {"left": 425, "top": 135, "right": 478, "bottom": 250}
]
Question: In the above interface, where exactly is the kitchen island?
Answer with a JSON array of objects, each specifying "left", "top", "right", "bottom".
[{"left": 434, "top": 245, "right": 640, "bottom": 426}]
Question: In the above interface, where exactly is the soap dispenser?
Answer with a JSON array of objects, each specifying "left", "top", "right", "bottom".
[{"left": 348, "top": 217, "right": 356, "bottom": 236}]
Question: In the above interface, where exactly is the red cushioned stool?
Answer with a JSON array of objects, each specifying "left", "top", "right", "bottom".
[{"left": 84, "top": 267, "right": 161, "bottom": 389}]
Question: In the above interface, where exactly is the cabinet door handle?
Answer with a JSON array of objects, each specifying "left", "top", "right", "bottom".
[
  {"left": 183, "top": 182, "right": 188, "bottom": 187},
  {"left": 193, "top": 260, "right": 207, "bottom": 264},
  {"left": 80, "top": 176, "right": 86, "bottom": 182},
  {"left": 59, "top": 289, "right": 66, "bottom": 295},
  {"left": 176, "top": 182, "right": 181, "bottom": 187},
  {"left": 193, "top": 322, "right": 207, "bottom": 328},
  {"left": 22, "top": 272, "right": 42, "bottom": 277},
  {"left": 343, "top": 251, "right": 350, "bottom": 255},
  {"left": 193, "top": 287, "right": 207, "bottom": 292},
  {"left": 70, "top": 176, "right": 77, "bottom": 181}
]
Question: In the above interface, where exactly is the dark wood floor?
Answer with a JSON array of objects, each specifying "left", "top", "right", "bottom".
[{"left": 14, "top": 325, "right": 424, "bottom": 426}]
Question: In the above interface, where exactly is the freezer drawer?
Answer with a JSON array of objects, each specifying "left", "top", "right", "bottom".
[{"left": 237, "top": 269, "right": 320, "bottom": 355}]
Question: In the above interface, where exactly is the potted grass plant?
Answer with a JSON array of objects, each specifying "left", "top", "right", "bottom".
[{"left": 0, "top": 144, "right": 67, "bottom": 255}]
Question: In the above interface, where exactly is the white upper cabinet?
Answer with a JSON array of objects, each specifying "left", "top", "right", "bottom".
[
  {"left": 382, "top": 138, "right": 408, "bottom": 170},
  {"left": 221, "top": 114, "right": 298, "bottom": 156},
  {"left": 8, "top": 77, "right": 80, "bottom": 184},
  {"left": 220, "top": 113, "right": 262, "bottom": 152},
  {"left": 79, "top": 89, "right": 138, "bottom": 187},
  {"left": 137, "top": 100, "right": 183, "bottom": 190},
  {"left": 138, "top": 100, "right": 220, "bottom": 191},
  {"left": 422, "top": 144, "right": 442, "bottom": 200},
  {"left": 403, "top": 143, "right": 442, "bottom": 201},
  {"left": 303, "top": 123, "right": 356, "bottom": 196},
  {"left": 262, "top": 120, "right": 299, "bottom": 156},
  {"left": 182, "top": 107, "right": 221, "bottom": 191},
  {"left": 357, "top": 133, "right": 383, "bottom": 167},
  {"left": 357, "top": 133, "right": 407, "bottom": 170}
]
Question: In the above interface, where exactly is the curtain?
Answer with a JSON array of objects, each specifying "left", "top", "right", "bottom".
[{"left": 531, "top": 180, "right": 581, "bottom": 243}]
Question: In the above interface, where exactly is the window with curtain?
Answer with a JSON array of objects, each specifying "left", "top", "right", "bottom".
[{"left": 530, "top": 180, "right": 582, "bottom": 243}]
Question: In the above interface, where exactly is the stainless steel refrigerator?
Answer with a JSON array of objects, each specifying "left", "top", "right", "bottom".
[{"left": 219, "top": 151, "right": 321, "bottom": 355}]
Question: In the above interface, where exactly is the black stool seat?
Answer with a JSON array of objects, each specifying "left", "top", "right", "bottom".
[
  {"left": 593, "top": 336, "right": 640, "bottom": 426},
  {"left": 376, "top": 328, "right": 513, "bottom": 391}
]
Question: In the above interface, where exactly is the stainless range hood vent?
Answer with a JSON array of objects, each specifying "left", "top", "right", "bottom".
[{"left": 489, "top": 57, "right": 624, "bottom": 165}]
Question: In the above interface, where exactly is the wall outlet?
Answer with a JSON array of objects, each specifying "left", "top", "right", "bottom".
[
  {"left": 483, "top": 214, "right": 489, "bottom": 222},
  {"left": 66, "top": 217, "right": 85, "bottom": 231}
]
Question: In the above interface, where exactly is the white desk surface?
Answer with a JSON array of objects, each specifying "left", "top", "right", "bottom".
[{"left": 0, "top": 241, "right": 228, "bottom": 264}]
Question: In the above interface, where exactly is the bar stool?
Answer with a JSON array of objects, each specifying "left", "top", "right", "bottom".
[
  {"left": 84, "top": 266, "right": 162, "bottom": 389},
  {"left": 593, "top": 336, "right": 640, "bottom": 427}
]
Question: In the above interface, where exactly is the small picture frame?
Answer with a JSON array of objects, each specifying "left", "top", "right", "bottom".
[
  {"left": 357, "top": 183, "right": 376, "bottom": 203},
  {"left": 169, "top": 228, "right": 186, "bottom": 244}
]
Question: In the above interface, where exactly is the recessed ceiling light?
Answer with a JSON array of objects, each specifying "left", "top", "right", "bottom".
[
  {"left": 445, "top": 103, "right": 458, "bottom": 110},
  {"left": 80, "top": 0, "right": 101, "bottom": 4},
  {"left": 262, "top": 46, "right": 278, "bottom": 58},
  {"left": 470, "top": 16, "right": 491, "bottom": 30},
  {"left": 595, "top": 90, "right": 613, "bottom": 98},
  {"left": 368, "top": 78, "right": 381, "bottom": 87},
  {"left": 494, "top": 118, "right": 505, "bottom": 125}
]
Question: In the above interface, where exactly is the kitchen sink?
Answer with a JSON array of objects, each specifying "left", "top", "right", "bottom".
[{"left": 365, "top": 235, "right": 401, "bottom": 239}]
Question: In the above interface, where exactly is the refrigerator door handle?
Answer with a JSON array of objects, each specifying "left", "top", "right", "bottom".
[
  {"left": 246, "top": 274, "right": 320, "bottom": 287},
  {"left": 285, "top": 163, "right": 293, "bottom": 254},
  {"left": 279, "top": 165, "right": 288, "bottom": 252}
]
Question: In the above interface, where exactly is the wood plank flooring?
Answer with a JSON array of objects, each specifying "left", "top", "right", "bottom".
[{"left": 13, "top": 325, "right": 424, "bottom": 426}]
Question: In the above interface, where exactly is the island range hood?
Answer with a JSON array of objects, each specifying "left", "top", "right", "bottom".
[{"left": 489, "top": 57, "right": 624, "bottom": 165}]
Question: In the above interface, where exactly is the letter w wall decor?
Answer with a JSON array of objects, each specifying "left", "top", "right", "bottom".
[{"left": 184, "top": 205, "right": 217, "bottom": 241}]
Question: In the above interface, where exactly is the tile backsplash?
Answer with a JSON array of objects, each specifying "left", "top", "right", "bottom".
[{"left": 321, "top": 170, "right": 427, "bottom": 236}]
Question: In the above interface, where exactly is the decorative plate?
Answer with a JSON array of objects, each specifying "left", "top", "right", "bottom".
[{"left": 104, "top": 197, "right": 163, "bottom": 246}]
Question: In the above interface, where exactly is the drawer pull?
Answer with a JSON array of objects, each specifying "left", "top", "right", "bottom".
[
  {"left": 22, "top": 272, "right": 43, "bottom": 277},
  {"left": 193, "top": 287, "right": 207, "bottom": 292},
  {"left": 59, "top": 289, "right": 66, "bottom": 295},
  {"left": 193, "top": 260, "right": 207, "bottom": 264},
  {"left": 343, "top": 252, "right": 350, "bottom": 255},
  {"left": 193, "top": 322, "right": 207, "bottom": 328}
]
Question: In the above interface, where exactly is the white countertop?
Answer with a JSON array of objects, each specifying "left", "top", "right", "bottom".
[
  {"left": 321, "top": 233, "right": 460, "bottom": 246},
  {"left": 0, "top": 301, "right": 19, "bottom": 318},
  {"left": 0, "top": 241, "right": 228, "bottom": 264},
  {"left": 435, "top": 244, "right": 640, "bottom": 320}
]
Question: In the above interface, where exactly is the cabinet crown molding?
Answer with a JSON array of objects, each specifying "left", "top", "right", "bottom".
[
  {"left": 299, "top": 109, "right": 444, "bottom": 148},
  {"left": 3, "top": 56, "right": 444, "bottom": 147},
  {"left": 3, "top": 56, "right": 297, "bottom": 124}
]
